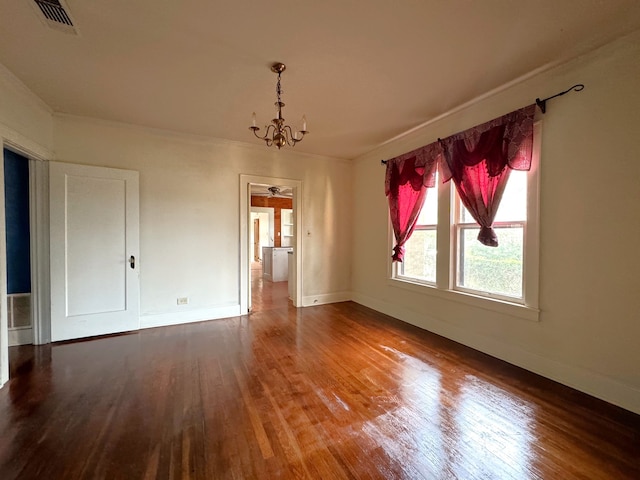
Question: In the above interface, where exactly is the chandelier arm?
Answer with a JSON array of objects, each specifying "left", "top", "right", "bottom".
[
  {"left": 283, "top": 125, "right": 309, "bottom": 146},
  {"left": 282, "top": 125, "right": 299, "bottom": 146},
  {"left": 250, "top": 127, "right": 263, "bottom": 140},
  {"left": 263, "top": 124, "right": 277, "bottom": 147},
  {"left": 264, "top": 123, "right": 277, "bottom": 140},
  {"left": 251, "top": 124, "right": 276, "bottom": 141}
]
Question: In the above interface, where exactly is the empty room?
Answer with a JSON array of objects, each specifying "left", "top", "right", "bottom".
[{"left": 0, "top": 1, "right": 639, "bottom": 479}]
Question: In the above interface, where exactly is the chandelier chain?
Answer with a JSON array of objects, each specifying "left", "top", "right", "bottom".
[{"left": 276, "top": 72, "right": 282, "bottom": 106}]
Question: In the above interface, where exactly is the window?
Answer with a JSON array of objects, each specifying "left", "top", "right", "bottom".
[
  {"left": 391, "top": 123, "right": 540, "bottom": 314},
  {"left": 454, "top": 169, "right": 526, "bottom": 300}
]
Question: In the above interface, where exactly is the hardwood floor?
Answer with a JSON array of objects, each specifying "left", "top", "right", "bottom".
[
  {"left": 250, "top": 261, "right": 290, "bottom": 313},
  {"left": 1, "top": 280, "right": 639, "bottom": 478}
]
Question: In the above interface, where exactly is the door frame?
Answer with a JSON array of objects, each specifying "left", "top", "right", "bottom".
[
  {"left": 0, "top": 138, "right": 50, "bottom": 387},
  {"left": 239, "top": 175, "right": 302, "bottom": 313},
  {"left": 2, "top": 145, "right": 49, "bottom": 345},
  {"left": 253, "top": 218, "right": 260, "bottom": 261}
]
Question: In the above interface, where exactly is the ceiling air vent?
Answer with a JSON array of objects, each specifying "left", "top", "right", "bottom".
[{"left": 31, "top": 0, "right": 78, "bottom": 34}]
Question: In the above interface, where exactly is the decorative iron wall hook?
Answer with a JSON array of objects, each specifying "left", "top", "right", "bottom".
[{"left": 536, "top": 84, "right": 584, "bottom": 114}]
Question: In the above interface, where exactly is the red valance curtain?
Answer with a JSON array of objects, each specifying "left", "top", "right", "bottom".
[
  {"left": 384, "top": 104, "right": 536, "bottom": 259},
  {"left": 385, "top": 144, "right": 439, "bottom": 262},
  {"left": 439, "top": 104, "right": 536, "bottom": 246}
]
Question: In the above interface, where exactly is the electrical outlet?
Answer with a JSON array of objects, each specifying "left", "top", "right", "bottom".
[{"left": 177, "top": 297, "right": 189, "bottom": 305}]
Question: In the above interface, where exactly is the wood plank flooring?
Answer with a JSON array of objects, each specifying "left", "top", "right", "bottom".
[
  {"left": 250, "top": 261, "right": 290, "bottom": 313},
  {"left": 0, "top": 273, "right": 638, "bottom": 479}
]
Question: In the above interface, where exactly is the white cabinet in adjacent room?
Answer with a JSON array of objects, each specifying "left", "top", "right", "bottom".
[{"left": 262, "top": 246, "right": 293, "bottom": 282}]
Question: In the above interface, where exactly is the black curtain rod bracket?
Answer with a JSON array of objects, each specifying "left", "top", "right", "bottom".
[
  {"left": 536, "top": 84, "right": 584, "bottom": 114},
  {"left": 381, "top": 159, "right": 388, "bottom": 165}
]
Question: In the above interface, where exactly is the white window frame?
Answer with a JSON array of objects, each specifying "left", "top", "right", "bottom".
[{"left": 389, "top": 122, "right": 541, "bottom": 322}]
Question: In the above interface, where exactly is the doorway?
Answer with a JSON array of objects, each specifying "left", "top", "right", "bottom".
[
  {"left": 239, "top": 175, "right": 302, "bottom": 314},
  {"left": 1, "top": 142, "right": 49, "bottom": 386},
  {"left": 249, "top": 184, "right": 292, "bottom": 312},
  {"left": 3, "top": 148, "right": 33, "bottom": 345}
]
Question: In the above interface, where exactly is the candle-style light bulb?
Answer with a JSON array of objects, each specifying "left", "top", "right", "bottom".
[
  {"left": 251, "top": 112, "right": 257, "bottom": 127},
  {"left": 301, "top": 114, "right": 307, "bottom": 131}
]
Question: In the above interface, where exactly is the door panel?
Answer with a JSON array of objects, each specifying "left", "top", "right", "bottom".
[{"left": 50, "top": 162, "right": 139, "bottom": 341}]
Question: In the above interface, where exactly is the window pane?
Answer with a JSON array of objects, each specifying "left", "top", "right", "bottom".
[
  {"left": 400, "top": 229, "right": 437, "bottom": 282},
  {"left": 461, "top": 201, "right": 473, "bottom": 223},
  {"left": 459, "top": 170, "right": 527, "bottom": 223},
  {"left": 457, "top": 226, "right": 523, "bottom": 298},
  {"left": 494, "top": 170, "right": 527, "bottom": 222},
  {"left": 416, "top": 181, "right": 438, "bottom": 225}
]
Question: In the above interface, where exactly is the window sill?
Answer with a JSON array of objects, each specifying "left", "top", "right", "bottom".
[{"left": 388, "top": 277, "right": 540, "bottom": 322}]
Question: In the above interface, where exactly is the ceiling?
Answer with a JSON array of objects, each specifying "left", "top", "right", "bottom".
[
  {"left": 251, "top": 185, "right": 293, "bottom": 198},
  {"left": 1, "top": 1, "right": 640, "bottom": 160}
]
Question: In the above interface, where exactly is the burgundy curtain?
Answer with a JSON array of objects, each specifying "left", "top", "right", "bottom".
[
  {"left": 439, "top": 104, "right": 536, "bottom": 246},
  {"left": 385, "top": 144, "right": 440, "bottom": 261}
]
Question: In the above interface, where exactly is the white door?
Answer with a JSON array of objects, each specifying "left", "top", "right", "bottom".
[{"left": 49, "top": 162, "right": 140, "bottom": 341}]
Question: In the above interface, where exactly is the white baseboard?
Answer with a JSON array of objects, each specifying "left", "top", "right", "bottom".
[
  {"left": 302, "top": 291, "right": 352, "bottom": 307},
  {"left": 140, "top": 304, "right": 242, "bottom": 330},
  {"left": 352, "top": 292, "right": 640, "bottom": 415},
  {"left": 9, "top": 327, "right": 33, "bottom": 346}
]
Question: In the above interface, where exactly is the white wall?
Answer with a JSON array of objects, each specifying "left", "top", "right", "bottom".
[
  {"left": 0, "top": 64, "right": 54, "bottom": 387},
  {"left": 0, "top": 64, "right": 53, "bottom": 158},
  {"left": 351, "top": 31, "right": 640, "bottom": 414},
  {"left": 53, "top": 115, "right": 353, "bottom": 325}
]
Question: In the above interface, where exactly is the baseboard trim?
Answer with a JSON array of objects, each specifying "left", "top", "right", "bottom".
[
  {"left": 302, "top": 291, "right": 352, "bottom": 307},
  {"left": 9, "top": 327, "right": 33, "bottom": 346},
  {"left": 351, "top": 292, "right": 640, "bottom": 415},
  {"left": 140, "top": 304, "right": 242, "bottom": 330}
]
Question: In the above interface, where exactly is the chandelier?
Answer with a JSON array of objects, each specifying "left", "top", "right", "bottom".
[{"left": 250, "top": 63, "right": 308, "bottom": 149}]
